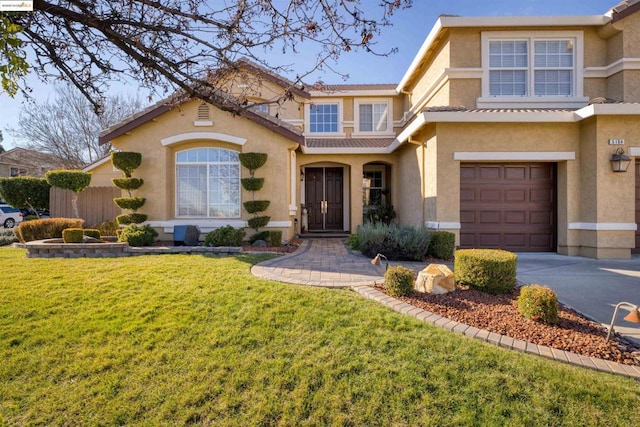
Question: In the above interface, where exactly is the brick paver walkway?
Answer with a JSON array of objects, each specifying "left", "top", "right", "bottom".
[{"left": 251, "top": 238, "right": 640, "bottom": 379}]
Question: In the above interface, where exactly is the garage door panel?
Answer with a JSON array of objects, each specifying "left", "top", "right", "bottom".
[{"left": 460, "top": 163, "right": 556, "bottom": 252}]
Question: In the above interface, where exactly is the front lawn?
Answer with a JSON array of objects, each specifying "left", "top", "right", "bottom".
[{"left": 0, "top": 247, "right": 638, "bottom": 425}]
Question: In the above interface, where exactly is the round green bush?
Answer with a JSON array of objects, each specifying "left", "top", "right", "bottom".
[
  {"left": 116, "top": 213, "right": 148, "bottom": 225},
  {"left": 427, "top": 231, "right": 455, "bottom": 260},
  {"left": 243, "top": 200, "right": 270, "bottom": 214},
  {"left": 384, "top": 265, "right": 414, "bottom": 297},
  {"left": 241, "top": 177, "right": 264, "bottom": 192},
  {"left": 517, "top": 284, "right": 559, "bottom": 325},
  {"left": 204, "top": 226, "right": 245, "bottom": 247},
  {"left": 269, "top": 230, "right": 282, "bottom": 247},
  {"left": 112, "top": 177, "right": 144, "bottom": 191},
  {"left": 249, "top": 230, "right": 270, "bottom": 244},
  {"left": 247, "top": 215, "right": 270, "bottom": 229},
  {"left": 111, "top": 152, "right": 142, "bottom": 178},
  {"left": 454, "top": 249, "right": 517, "bottom": 294},
  {"left": 114, "top": 197, "right": 146, "bottom": 211},
  {"left": 118, "top": 224, "right": 157, "bottom": 246},
  {"left": 238, "top": 152, "right": 267, "bottom": 173},
  {"left": 45, "top": 170, "right": 91, "bottom": 193},
  {"left": 62, "top": 228, "right": 84, "bottom": 243},
  {"left": 83, "top": 229, "right": 101, "bottom": 240}
]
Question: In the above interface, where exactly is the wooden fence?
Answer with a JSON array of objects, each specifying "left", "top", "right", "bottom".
[{"left": 50, "top": 186, "right": 121, "bottom": 226}]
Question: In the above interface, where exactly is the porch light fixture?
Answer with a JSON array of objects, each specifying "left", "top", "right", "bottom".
[
  {"left": 371, "top": 253, "right": 389, "bottom": 271},
  {"left": 610, "top": 148, "right": 632, "bottom": 173},
  {"left": 606, "top": 301, "right": 640, "bottom": 341},
  {"left": 300, "top": 168, "right": 305, "bottom": 181}
]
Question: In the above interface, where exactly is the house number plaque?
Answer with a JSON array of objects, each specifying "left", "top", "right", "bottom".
[{"left": 608, "top": 138, "right": 625, "bottom": 145}]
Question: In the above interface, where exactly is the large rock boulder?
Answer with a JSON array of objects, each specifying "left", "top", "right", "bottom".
[{"left": 414, "top": 264, "right": 456, "bottom": 294}]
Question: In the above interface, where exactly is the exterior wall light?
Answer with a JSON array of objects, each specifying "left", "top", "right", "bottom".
[
  {"left": 606, "top": 301, "right": 640, "bottom": 341},
  {"left": 371, "top": 253, "right": 389, "bottom": 271},
  {"left": 610, "top": 148, "right": 631, "bottom": 173}
]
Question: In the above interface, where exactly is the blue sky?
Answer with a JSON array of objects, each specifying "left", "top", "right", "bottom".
[{"left": 0, "top": 0, "right": 616, "bottom": 150}]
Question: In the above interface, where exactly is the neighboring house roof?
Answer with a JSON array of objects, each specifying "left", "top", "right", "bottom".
[{"left": 0, "top": 147, "right": 67, "bottom": 174}]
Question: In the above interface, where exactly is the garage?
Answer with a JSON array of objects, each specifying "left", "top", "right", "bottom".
[{"left": 459, "top": 163, "right": 556, "bottom": 252}]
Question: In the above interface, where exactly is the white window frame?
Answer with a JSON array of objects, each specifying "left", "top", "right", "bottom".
[
  {"left": 303, "top": 100, "right": 345, "bottom": 137},
  {"left": 175, "top": 148, "right": 241, "bottom": 219},
  {"left": 353, "top": 98, "right": 394, "bottom": 137},
  {"left": 478, "top": 31, "right": 588, "bottom": 108}
]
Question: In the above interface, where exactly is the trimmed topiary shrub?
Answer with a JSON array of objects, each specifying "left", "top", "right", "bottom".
[
  {"left": 241, "top": 177, "right": 264, "bottom": 192},
  {"left": 0, "top": 177, "right": 50, "bottom": 217},
  {"left": 249, "top": 230, "right": 270, "bottom": 244},
  {"left": 517, "top": 284, "right": 559, "bottom": 325},
  {"left": 83, "top": 229, "right": 101, "bottom": 240},
  {"left": 111, "top": 178, "right": 144, "bottom": 191},
  {"left": 116, "top": 213, "right": 148, "bottom": 225},
  {"left": 204, "top": 226, "right": 245, "bottom": 247},
  {"left": 15, "top": 218, "right": 84, "bottom": 242},
  {"left": 62, "top": 228, "right": 84, "bottom": 243},
  {"left": 243, "top": 200, "right": 270, "bottom": 214},
  {"left": 384, "top": 265, "right": 414, "bottom": 297},
  {"left": 118, "top": 224, "right": 157, "bottom": 246},
  {"left": 239, "top": 153, "right": 268, "bottom": 174},
  {"left": 454, "top": 249, "right": 517, "bottom": 294},
  {"left": 247, "top": 215, "right": 270, "bottom": 229},
  {"left": 45, "top": 170, "right": 91, "bottom": 219},
  {"left": 357, "top": 222, "right": 430, "bottom": 261},
  {"left": 111, "top": 152, "right": 142, "bottom": 178},
  {"left": 92, "top": 220, "right": 118, "bottom": 237},
  {"left": 427, "top": 231, "right": 456, "bottom": 260},
  {"left": 269, "top": 230, "right": 282, "bottom": 247},
  {"left": 114, "top": 197, "right": 146, "bottom": 211}
]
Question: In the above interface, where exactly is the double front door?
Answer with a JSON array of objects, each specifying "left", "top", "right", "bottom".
[{"left": 305, "top": 167, "right": 344, "bottom": 231}]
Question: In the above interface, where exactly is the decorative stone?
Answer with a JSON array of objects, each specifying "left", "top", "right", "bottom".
[
  {"left": 414, "top": 264, "right": 456, "bottom": 294},
  {"left": 252, "top": 239, "right": 268, "bottom": 247},
  {"left": 83, "top": 236, "right": 102, "bottom": 243}
]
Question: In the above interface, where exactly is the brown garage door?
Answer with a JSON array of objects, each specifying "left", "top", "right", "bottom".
[
  {"left": 460, "top": 163, "right": 556, "bottom": 252},
  {"left": 634, "top": 161, "right": 640, "bottom": 254}
]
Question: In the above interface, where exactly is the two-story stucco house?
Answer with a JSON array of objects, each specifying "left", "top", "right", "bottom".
[{"left": 93, "top": 2, "right": 640, "bottom": 259}]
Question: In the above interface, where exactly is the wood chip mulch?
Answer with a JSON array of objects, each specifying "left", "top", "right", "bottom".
[{"left": 374, "top": 283, "right": 640, "bottom": 366}]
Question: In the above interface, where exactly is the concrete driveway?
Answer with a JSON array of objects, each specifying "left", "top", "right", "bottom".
[{"left": 516, "top": 253, "right": 640, "bottom": 344}]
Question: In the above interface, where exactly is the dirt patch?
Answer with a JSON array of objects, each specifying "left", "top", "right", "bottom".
[{"left": 374, "top": 283, "right": 640, "bottom": 366}]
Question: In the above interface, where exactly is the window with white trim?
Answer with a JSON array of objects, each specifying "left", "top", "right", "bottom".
[
  {"left": 309, "top": 103, "right": 339, "bottom": 133},
  {"left": 176, "top": 148, "right": 240, "bottom": 218},
  {"left": 481, "top": 31, "right": 585, "bottom": 107},
  {"left": 355, "top": 99, "right": 392, "bottom": 134}
]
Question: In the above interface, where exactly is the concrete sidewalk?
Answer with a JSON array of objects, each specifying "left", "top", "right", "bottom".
[{"left": 515, "top": 253, "right": 640, "bottom": 344}]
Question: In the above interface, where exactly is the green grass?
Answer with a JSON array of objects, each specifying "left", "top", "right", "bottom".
[{"left": 0, "top": 247, "right": 638, "bottom": 425}]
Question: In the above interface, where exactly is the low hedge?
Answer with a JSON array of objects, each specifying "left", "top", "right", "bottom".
[
  {"left": 427, "top": 231, "right": 455, "bottom": 260},
  {"left": 118, "top": 224, "right": 157, "bottom": 247},
  {"left": 385, "top": 266, "right": 414, "bottom": 297},
  {"left": 204, "top": 226, "right": 245, "bottom": 247},
  {"left": 62, "top": 228, "right": 84, "bottom": 243},
  {"left": 249, "top": 230, "right": 270, "bottom": 244},
  {"left": 517, "top": 284, "right": 559, "bottom": 324},
  {"left": 454, "top": 249, "right": 517, "bottom": 294},
  {"left": 357, "top": 222, "right": 430, "bottom": 261},
  {"left": 269, "top": 230, "right": 282, "bottom": 247},
  {"left": 15, "top": 218, "right": 84, "bottom": 243},
  {"left": 83, "top": 229, "right": 101, "bottom": 240}
]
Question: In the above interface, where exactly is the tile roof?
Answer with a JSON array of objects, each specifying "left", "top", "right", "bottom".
[
  {"left": 305, "top": 138, "right": 395, "bottom": 148},
  {"left": 310, "top": 84, "right": 398, "bottom": 92}
]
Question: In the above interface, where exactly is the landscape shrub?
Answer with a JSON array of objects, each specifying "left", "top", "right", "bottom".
[
  {"left": 117, "top": 224, "right": 157, "bottom": 247},
  {"left": 427, "top": 231, "right": 456, "bottom": 260},
  {"left": 114, "top": 197, "right": 146, "bottom": 211},
  {"left": 454, "top": 249, "right": 517, "bottom": 294},
  {"left": 62, "top": 228, "right": 84, "bottom": 243},
  {"left": 45, "top": 170, "right": 91, "bottom": 193},
  {"left": 346, "top": 233, "right": 359, "bottom": 250},
  {"left": 0, "top": 177, "right": 50, "bottom": 214},
  {"left": 249, "top": 230, "right": 270, "bottom": 244},
  {"left": 83, "top": 229, "right": 101, "bottom": 240},
  {"left": 204, "top": 226, "right": 245, "bottom": 247},
  {"left": 517, "top": 284, "right": 559, "bottom": 325},
  {"left": 357, "top": 222, "right": 430, "bottom": 261},
  {"left": 0, "top": 228, "right": 17, "bottom": 246},
  {"left": 247, "top": 216, "right": 270, "bottom": 230},
  {"left": 364, "top": 204, "right": 396, "bottom": 225},
  {"left": 111, "top": 152, "right": 142, "bottom": 178},
  {"left": 384, "top": 266, "right": 414, "bottom": 297},
  {"left": 116, "top": 213, "right": 148, "bottom": 225},
  {"left": 93, "top": 220, "right": 118, "bottom": 237},
  {"left": 15, "top": 218, "right": 84, "bottom": 242},
  {"left": 238, "top": 152, "right": 268, "bottom": 173},
  {"left": 111, "top": 178, "right": 144, "bottom": 191},
  {"left": 243, "top": 200, "right": 270, "bottom": 214},
  {"left": 241, "top": 177, "right": 264, "bottom": 192},
  {"left": 269, "top": 230, "right": 282, "bottom": 247}
]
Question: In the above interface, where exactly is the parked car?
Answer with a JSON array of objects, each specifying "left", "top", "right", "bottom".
[
  {"left": 0, "top": 205, "right": 23, "bottom": 228},
  {"left": 19, "top": 208, "right": 50, "bottom": 219}
]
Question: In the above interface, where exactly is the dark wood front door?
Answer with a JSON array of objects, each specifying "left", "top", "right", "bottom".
[
  {"left": 305, "top": 167, "right": 344, "bottom": 231},
  {"left": 460, "top": 163, "right": 556, "bottom": 252},
  {"left": 634, "top": 161, "right": 640, "bottom": 254}
]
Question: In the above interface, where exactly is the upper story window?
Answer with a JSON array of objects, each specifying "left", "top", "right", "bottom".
[
  {"left": 354, "top": 99, "right": 393, "bottom": 136},
  {"left": 175, "top": 148, "right": 240, "bottom": 218},
  {"left": 480, "top": 31, "right": 586, "bottom": 108},
  {"left": 309, "top": 103, "right": 339, "bottom": 133}
]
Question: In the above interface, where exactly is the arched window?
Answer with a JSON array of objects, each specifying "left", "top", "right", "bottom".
[{"left": 176, "top": 148, "right": 240, "bottom": 218}]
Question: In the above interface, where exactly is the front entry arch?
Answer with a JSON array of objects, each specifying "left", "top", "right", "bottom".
[{"left": 305, "top": 167, "right": 344, "bottom": 231}]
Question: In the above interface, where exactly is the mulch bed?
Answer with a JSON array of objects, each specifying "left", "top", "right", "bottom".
[{"left": 374, "top": 283, "right": 640, "bottom": 366}]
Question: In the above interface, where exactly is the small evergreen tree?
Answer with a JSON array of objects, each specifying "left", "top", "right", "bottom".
[{"left": 45, "top": 170, "right": 91, "bottom": 218}]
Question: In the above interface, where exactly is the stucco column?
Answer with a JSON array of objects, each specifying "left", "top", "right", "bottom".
[{"left": 350, "top": 161, "right": 364, "bottom": 233}]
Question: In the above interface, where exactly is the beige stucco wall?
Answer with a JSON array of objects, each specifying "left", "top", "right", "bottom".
[{"left": 87, "top": 159, "right": 120, "bottom": 187}]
